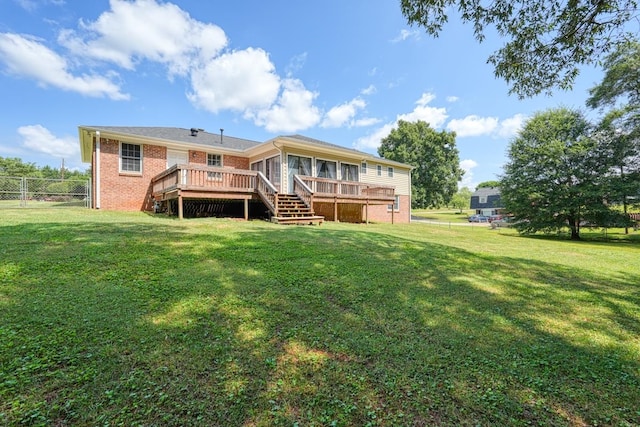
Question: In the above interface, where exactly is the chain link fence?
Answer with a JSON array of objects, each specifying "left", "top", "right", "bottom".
[{"left": 0, "top": 177, "right": 91, "bottom": 208}]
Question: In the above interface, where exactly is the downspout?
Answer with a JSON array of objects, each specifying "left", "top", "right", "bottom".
[
  {"left": 408, "top": 168, "right": 412, "bottom": 223},
  {"left": 95, "top": 131, "right": 101, "bottom": 209}
]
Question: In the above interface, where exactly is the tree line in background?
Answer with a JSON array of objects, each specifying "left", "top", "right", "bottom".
[
  {"left": 379, "top": 38, "right": 639, "bottom": 240},
  {"left": 0, "top": 157, "right": 90, "bottom": 181}
]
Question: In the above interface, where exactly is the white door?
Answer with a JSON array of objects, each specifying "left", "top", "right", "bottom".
[{"left": 167, "top": 150, "right": 189, "bottom": 184}]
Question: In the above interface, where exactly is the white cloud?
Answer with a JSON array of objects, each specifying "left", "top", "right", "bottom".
[
  {"left": 391, "top": 29, "right": 420, "bottom": 43},
  {"left": 250, "top": 79, "right": 321, "bottom": 133},
  {"left": 354, "top": 92, "right": 448, "bottom": 151},
  {"left": 321, "top": 98, "right": 366, "bottom": 128},
  {"left": 286, "top": 52, "right": 307, "bottom": 76},
  {"left": 446, "top": 113, "right": 526, "bottom": 138},
  {"left": 352, "top": 117, "right": 381, "bottom": 127},
  {"left": 18, "top": 125, "right": 78, "bottom": 158},
  {"left": 361, "top": 84, "right": 376, "bottom": 95},
  {"left": 354, "top": 123, "right": 395, "bottom": 151},
  {"left": 0, "top": 33, "right": 128, "bottom": 100},
  {"left": 397, "top": 92, "right": 448, "bottom": 128},
  {"left": 446, "top": 96, "right": 459, "bottom": 103},
  {"left": 497, "top": 113, "right": 526, "bottom": 138},
  {"left": 188, "top": 48, "right": 281, "bottom": 113},
  {"left": 58, "top": 0, "right": 227, "bottom": 76},
  {"left": 459, "top": 159, "right": 478, "bottom": 190},
  {"left": 447, "top": 115, "right": 499, "bottom": 137}
]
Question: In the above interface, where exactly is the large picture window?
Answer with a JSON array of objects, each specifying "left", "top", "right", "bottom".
[
  {"left": 120, "top": 143, "right": 141, "bottom": 173},
  {"left": 340, "top": 163, "right": 359, "bottom": 181},
  {"left": 316, "top": 159, "right": 337, "bottom": 179},
  {"left": 287, "top": 155, "right": 311, "bottom": 191}
]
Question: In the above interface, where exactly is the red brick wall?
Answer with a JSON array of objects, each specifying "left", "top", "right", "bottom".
[
  {"left": 224, "top": 155, "right": 249, "bottom": 169},
  {"left": 97, "top": 138, "right": 167, "bottom": 211},
  {"left": 363, "top": 195, "right": 411, "bottom": 224},
  {"left": 188, "top": 151, "right": 249, "bottom": 169}
]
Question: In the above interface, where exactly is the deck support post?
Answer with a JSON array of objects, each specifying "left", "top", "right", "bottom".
[
  {"left": 391, "top": 205, "right": 394, "bottom": 224},
  {"left": 334, "top": 197, "right": 338, "bottom": 222},
  {"left": 178, "top": 194, "right": 184, "bottom": 220},
  {"left": 244, "top": 198, "right": 249, "bottom": 221},
  {"left": 365, "top": 199, "right": 369, "bottom": 224}
]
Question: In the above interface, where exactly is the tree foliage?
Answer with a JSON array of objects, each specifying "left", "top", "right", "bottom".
[
  {"left": 476, "top": 180, "right": 501, "bottom": 190},
  {"left": 501, "top": 108, "right": 621, "bottom": 240},
  {"left": 0, "top": 156, "right": 89, "bottom": 180},
  {"left": 450, "top": 187, "right": 472, "bottom": 212},
  {"left": 378, "top": 120, "right": 463, "bottom": 209},
  {"left": 400, "top": 0, "right": 639, "bottom": 98},
  {"left": 587, "top": 40, "right": 640, "bottom": 223}
]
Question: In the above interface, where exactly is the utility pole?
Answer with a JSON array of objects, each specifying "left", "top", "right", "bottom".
[{"left": 61, "top": 158, "right": 65, "bottom": 181}]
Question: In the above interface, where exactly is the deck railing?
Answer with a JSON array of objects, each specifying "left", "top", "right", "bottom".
[
  {"left": 293, "top": 175, "right": 314, "bottom": 208},
  {"left": 152, "top": 164, "right": 257, "bottom": 194},
  {"left": 256, "top": 171, "right": 278, "bottom": 216},
  {"left": 151, "top": 166, "right": 395, "bottom": 213},
  {"left": 300, "top": 176, "right": 395, "bottom": 199}
]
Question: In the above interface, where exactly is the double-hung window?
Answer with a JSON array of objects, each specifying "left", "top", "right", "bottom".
[
  {"left": 388, "top": 195, "right": 400, "bottom": 212},
  {"left": 388, "top": 167, "right": 394, "bottom": 178},
  {"left": 120, "top": 143, "right": 142, "bottom": 173},
  {"left": 207, "top": 153, "right": 222, "bottom": 180}
]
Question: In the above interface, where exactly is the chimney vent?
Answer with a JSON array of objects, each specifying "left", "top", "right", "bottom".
[
  {"left": 190, "top": 128, "right": 199, "bottom": 137},
  {"left": 220, "top": 128, "right": 224, "bottom": 144}
]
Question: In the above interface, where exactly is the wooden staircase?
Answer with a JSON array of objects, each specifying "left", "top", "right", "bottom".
[{"left": 272, "top": 194, "right": 324, "bottom": 225}]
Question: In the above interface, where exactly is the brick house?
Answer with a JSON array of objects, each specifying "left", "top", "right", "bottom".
[{"left": 78, "top": 126, "right": 413, "bottom": 223}]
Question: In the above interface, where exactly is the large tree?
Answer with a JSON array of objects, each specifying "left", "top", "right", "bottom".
[
  {"left": 400, "top": 0, "right": 639, "bottom": 98},
  {"left": 501, "top": 108, "right": 617, "bottom": 240},
  {"left": 587, "top": 40, "right": 640, "bottom": 230},
  {"left": 378, "top": 120, "right": 463, "bottom": 208}
]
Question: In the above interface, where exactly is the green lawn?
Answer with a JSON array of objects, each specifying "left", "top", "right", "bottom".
[
  {"left": 1, "top": 209, "right": 639, "bottom": 426},
  {"left": 412, "top": 208, "right": 474, "bottom": 223}
]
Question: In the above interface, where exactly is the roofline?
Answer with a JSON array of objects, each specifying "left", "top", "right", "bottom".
[
  {"left": 78, "top": 126, "right": 250, "bottom": 163},
  {"left": 77, "top": 126, "right": 414, "bottom": 169},
  {"left": 268, "top": 135, "right": 414, "bottom": 169}
]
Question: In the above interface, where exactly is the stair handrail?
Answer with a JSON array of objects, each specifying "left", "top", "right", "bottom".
[
  {"left": 293, "top": 174, "right": 314, "bottom": 208},
  {"left": 255, "top": 171, "right": 278, "bottom": 217}
]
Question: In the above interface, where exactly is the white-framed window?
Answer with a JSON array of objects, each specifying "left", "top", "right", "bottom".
[
  {"left": 479, "top": 196, "right": 487, "bottom": 204},
  {"left": 388, "top": 167, "right": 394, "bottom": 178},
  {"left": 207, "top": 153, "right": 222, "bottom": 180},
  {"left": 120, "top": 142, "right": 142, "bottom": 173},
  {"left": 251, "top": 160, "right": 264, "bottom": 173},
  {"left": 388, "top": 195, "right": 400, "bottom": 212},
  {"left": 340, "top": 162, "right": 359, "bottom": 181},
  {"left": 316, "top": 159, "right": 337, "bottom": 179},
  {"left": 361, "top": 162, "right": 367, "bottom": 174},
  {"left": 377, "top": 165, "right": 382, "bottom": 176},
  {"left": 208, "top": 153, "right": 222, "bottom": 167}
]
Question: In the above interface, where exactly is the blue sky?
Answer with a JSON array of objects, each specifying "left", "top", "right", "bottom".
[{"left": 0, "top": 0, "right": 604, "bottom": 189}]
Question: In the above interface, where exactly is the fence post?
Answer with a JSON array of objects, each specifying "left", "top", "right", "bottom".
[{"left": 20, "top": 177, "right": 26, "bottom": 207}]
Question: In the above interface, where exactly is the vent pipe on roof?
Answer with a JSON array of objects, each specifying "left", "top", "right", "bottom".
[
  {"left": 190, "top": 128, "right": 198, "bottom": 136},
  {"left": 220, "top": 128, "right": 224, "bottom": 144}
]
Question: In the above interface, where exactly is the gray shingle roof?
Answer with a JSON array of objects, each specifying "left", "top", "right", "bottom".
[
  {"left": 82, "top": 126, "right": 261, "bottom": 151},
  {"left": 472, "top": 187, "right": 501, "bottom": 197}
]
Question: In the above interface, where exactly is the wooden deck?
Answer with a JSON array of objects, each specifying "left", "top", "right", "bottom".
[{"left": 151, "top": 165, "right": 395, "bottom": 222}]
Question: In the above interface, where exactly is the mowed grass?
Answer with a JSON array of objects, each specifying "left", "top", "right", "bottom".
[{"left": 1, "top": 209, "right": 639, "bottom": 426}]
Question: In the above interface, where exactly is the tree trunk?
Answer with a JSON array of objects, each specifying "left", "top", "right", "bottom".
[{"left": 569, "top": 217, "right": 581, "bottom": 240}]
